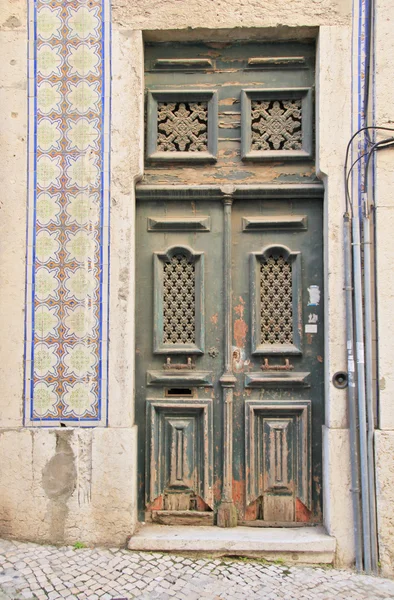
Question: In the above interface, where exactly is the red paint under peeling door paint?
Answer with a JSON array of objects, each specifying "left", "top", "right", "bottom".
[
  {"left": 234, "top": 319, "right": 248, "bottom": 349},
  {"left": 232, "top": 479, "right": 246, "bottom": 510},
  {"left": 148, "top": 496, "right": 164, "bottom": 511},
  {"left": 234, "top": 298, "right": 245, "bottom": 317},
  {"left": 296, "top": 497, "right": 313, "bottom": 522},
  {"left": 245, "top": 499, "right": 259, "bottom": 521}
]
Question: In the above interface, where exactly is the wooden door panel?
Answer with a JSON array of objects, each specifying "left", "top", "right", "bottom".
[
  {"left": 136, "top": 200, "right": 223, "bottom": 521},
  {"left": 232, "top": 198, "right": 323, "bottom": 523},
  {"left": 146, "top": 400, "right": 213, "bottom": 510}
]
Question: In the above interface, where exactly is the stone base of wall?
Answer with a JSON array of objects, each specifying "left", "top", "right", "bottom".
[
  {"left": 375, "top": 430, "right": 394, "bottom": 577},
  {"left": 323, "top": 426, "right": 356, "bottom": 567},
  {"left": 0, "top": 427, "right": 138, "bottom": 547}
]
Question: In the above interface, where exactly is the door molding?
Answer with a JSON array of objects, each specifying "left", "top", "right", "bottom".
[
  {"left": 245, "top": 399, "right": 312, "bottom": 510},
  {"left": 250, "top": 244, "right": 303, "bottom": 355},
  {"left": 146, "top": 398, "right": 213, "bottom": 509},
  {"left": 136, "top": 183, "right": 324, "bottom": 201},
  {"left": 153, "top": 245, "right": 205, "bottom": 354}
]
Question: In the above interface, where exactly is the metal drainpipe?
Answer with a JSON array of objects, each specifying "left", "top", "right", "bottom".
[
  {"left": 363, "top": 0, "right": 379, "bottom": 572},
  {"left": 352, "top": 208, "right": 372, "bottom": 573},
  {"left": 362, "top": 199, "right": 379, "bottom": 571},
  {"left": 351, "top": 0, "right": 378, "bottom": 572},
  {"left": 344, "top": 213, "right": 363, "bottom": 571}
]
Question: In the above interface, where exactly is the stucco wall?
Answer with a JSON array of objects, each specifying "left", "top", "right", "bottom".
[
  {"left": 112, "top": 0, "right": 351, "bottom": 31},
  {"left": 0, "top": 2, "right": 26, "bottom": 429},
  {"left": 0, "top": 428, "right": 137, "bottom": 546},
  {"left": 374, "top": 0, "right": 394, "bottom": 578}
]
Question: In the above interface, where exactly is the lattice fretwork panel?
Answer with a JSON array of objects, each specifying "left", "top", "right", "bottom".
[
  {"left": 157, "top": 102, "right": 208, "bottom": 152},
  {"left": 163, "top": 254, "right": 196, "bottom": 344},
  {"left": 251, "top": 99, "right": 302, "bottom": 151},
  {"left": 260, "top": 255, "right": 293, "bottom": 344}
]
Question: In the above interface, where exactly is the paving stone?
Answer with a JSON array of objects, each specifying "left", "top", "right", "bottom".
[{"left": 1, "top": 540, "right": 394, "bottom": 600}]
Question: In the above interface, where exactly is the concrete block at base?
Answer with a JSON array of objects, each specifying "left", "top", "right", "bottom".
[
  {"left": 322, "top": 426, "right": 355, "bottom": 567},
  {"left": 0, "top": 427, "right": 138, "bottom": 547},
  {"left": 375, "top": 430, "right": 394, "bottom": 577}
]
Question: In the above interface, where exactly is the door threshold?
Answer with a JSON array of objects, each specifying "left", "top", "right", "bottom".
[
  {"left": 127, "top": 524, "right": 336, "bottom": 564},
  {"left": 149, "top": 510, "right": 214, "bottom": 526}
]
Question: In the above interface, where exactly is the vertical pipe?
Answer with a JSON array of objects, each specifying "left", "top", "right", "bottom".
[
  {"left": 223, "top": 194, "right": 234, "bottom": 376},
  {"left": 217, "top": 190, "right": 237, "bottom": 527},
  {"left": 222, "top": 385, "right": 234, "bottom": 504},
  {"left": 364, "top": 0, "right": 379, "bottom": 572},
  {"left": 352, "top": 212, "right": 372, "bottom": 572},
  {"left": 362, "top": 207, "right": 379, "bottom": 571},
  {"left": 344, "top": 213, "right": 363, "bottom": 571}
]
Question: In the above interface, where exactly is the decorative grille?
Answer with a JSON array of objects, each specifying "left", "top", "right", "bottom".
[
  {"left": 157, "top": 102, "right": 208, "bottom": 152},
  {"left": 163, "top": 254, "right": 196, "bottom": 344},
  {"left": 260, "top": 255, "right": 293, "bottom": 345},
  {"left": 251, "top": 99, "right": 302, "bottom": 151}
]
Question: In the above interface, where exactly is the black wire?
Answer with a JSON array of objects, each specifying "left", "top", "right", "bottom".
[
  {"left": 364, "top": 138, "right": 394, "bottom": 193},
  {"left": 344, "top": 126, "right": 394, "bottom": 213},
  {"left": 345, "top": 136, "right": 394, "bottom": 219},
  {"left": 346, "top": 151, "right": 371, "bottom": 213}
]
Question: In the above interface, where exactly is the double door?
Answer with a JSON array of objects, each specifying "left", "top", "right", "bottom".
[{"left": 135, "top": 193, "right": 323, "bottom": 525}]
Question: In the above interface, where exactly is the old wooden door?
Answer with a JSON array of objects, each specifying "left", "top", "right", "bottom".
[{"left": 135, "top": 42, "right": 323, "bottom": 526}]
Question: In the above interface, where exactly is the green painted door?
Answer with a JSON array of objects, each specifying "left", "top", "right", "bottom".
[
  {"left": 135, "top": 192, "right": 323, "bottom": 525},
  {"left": 135, "top": 41, "right": 323, "bottom": 526}
]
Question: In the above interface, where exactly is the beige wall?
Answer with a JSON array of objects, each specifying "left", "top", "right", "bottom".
[
  {"left": 0, "top": 1, "right": 26, "bottom": 428},
  {"left": 112, "top": 0, "right": 350, "bottom": 30},
  {"left": 0, "top": 428, "right": 138, "bottom": 546},
  {"left": 374, "top": 0, "right": 394, "bottom": 578},
  {"left": 0, "top": 0, "right": 393, "bottom": 574},
  {"left": 316, "top": 25, "right": 354, "bottom": 566}
]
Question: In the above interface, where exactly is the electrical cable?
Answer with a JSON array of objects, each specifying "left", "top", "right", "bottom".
[
  {"left": 363, "top": 138, "right": 394, "bottom": 194},
  {"left": 345, "top": 139, "right": 394, "bottom": 215},
  {"left": 346, "top": 150, "right": 371, "bottom": 213},
  {"left": 344, "top": 126, "right": 394, "bottom": 213}
]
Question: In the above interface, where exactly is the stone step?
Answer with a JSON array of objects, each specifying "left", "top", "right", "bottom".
[{"left": 128, "top": 524, "right": 336, "bottom": 564}]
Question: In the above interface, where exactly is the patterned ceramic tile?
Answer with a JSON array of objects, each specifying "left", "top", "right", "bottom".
[{"left": 25, "top": 0, "right": 110, "bottom": 425}]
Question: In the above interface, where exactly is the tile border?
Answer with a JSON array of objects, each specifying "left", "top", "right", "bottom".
[{"left": 24, "top": 0, "right": 111, "bottom": 426}]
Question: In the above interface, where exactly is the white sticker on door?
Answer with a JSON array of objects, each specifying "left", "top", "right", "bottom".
[{"left": 307, "top": 285, "right": 320, "bottom": 306}]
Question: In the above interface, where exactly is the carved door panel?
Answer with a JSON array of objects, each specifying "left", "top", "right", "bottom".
[
  {"left": 135, "top": 200, "right": 224, "bottom": 524},
  {"left": 231, "top": 198, "right": 324, "bottom": 524}
]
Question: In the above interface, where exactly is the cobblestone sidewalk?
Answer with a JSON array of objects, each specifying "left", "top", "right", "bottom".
[{"left": 1, "top": 538, "right": 394, "bottom": 600}]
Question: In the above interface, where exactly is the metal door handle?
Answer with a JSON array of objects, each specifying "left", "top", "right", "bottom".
[
  {"left": 261, "top": 358, "right": 294, "bottom": 371},
  {"left": 163, "top": 357, "right": 196, "bottom": 370}
]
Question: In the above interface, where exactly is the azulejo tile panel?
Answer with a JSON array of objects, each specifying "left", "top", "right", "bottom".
[{"left": 25, "top": 0, "right": 110, "bottom": 425}]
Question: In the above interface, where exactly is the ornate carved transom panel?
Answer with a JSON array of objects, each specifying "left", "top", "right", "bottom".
[
  {"left": 163, "top": 254, "right": 196, "bottom": 344},
  {"left": 241, "top": 88, "right": 313, "bottom": 160},
  {"left": 146, "top": 90, "right": 218, "bottom": 162},
  {"left": 157, "top": 102, "right": 208, "bottom": 152},
  {"left": 260, "top": 255, "right": 293, "bottom": 345},
  {"left": 251, "top": 99, "right": 302, "bottom": 151}
]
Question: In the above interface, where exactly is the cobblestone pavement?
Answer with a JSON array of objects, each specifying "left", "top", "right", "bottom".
[{"left": 1, "top": 539, "right": 394, "bottom": 600}]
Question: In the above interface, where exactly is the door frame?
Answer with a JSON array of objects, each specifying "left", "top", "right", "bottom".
[{"left": 109, "top": 26, "right": 355, "bottom": 561}]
